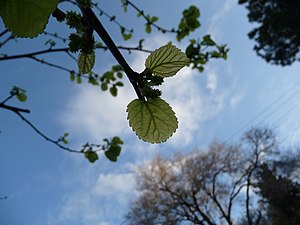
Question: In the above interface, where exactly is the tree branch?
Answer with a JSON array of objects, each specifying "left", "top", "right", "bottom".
[
  {"left": 208, "top": 170, "right": 233, "bottom": 225},
  {"left": 0, "top": 94, "right": 107, "bottom": 154},
  {"left": 0, "top": 102, "right": 30, "bottom": 114},
  {"left": 0, "top": 48, "right": 70, "bottom": 61},
  {"left": 12, "top": 110, "right": 85, "bottom": 153},
  {"left": 0, "top": 46, "right": 152, "bottom": 61},
  {"left": 0, "top": 29, "right": 9, "bottom": 37},
  {"left": 78, "top": 5, "right": 145, "bottom": 101}
]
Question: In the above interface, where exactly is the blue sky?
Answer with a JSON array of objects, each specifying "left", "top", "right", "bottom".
[{"left": 1, "top": 0, "right": 300, "bottom": 224}]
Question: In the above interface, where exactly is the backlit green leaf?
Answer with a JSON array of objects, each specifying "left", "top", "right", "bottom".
[
  {"left": 0, "top": 0, "right": 60, "bottom": 38},
  {"left": 145, "top": 43, "right": 189, "bottom": 77},
  {"left": 127, "top": 98, "right": 178, "bottom": 143},
  {"left": 78, "top": 50, "right": 95, "bottom": 74}
]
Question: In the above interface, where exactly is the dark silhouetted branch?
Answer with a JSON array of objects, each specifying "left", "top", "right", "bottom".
[{"left": 79, "top": 5, "right": 145, "bottom": 100}]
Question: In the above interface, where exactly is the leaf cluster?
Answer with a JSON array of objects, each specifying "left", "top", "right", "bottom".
[
  {"left": 82, "top": 136, "right": 124, "bottom": 163},
  {"left": 186, "top": 36, "right": 229, "bottom": 72},
  {"left": 177, "top": 6, "right": 201, "bottom": 41},
  {"left": 239, "top": 0, "right": 300, "bottom": 65},
  {"left": 100, "top": 65, "right": 124, "bottom": 97}
]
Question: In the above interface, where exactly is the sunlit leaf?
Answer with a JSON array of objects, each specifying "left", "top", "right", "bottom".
[
  {"left": 127, "top": 98, "right": 178, "bottom": 143},
  {"left": 0, "top": 0, "right": 60, "bottom": 38},
  {"left": 145, "top": 43, "right": 189, "bottom": 77},
  {"left": 78, "top": 50, "right": 95, "bottom": 74}
]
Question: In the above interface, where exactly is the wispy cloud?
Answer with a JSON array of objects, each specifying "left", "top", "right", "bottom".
[{"left": 208, "top": 0, "right": 236, "bottom": 40}]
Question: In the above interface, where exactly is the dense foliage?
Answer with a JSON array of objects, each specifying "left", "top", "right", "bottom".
[{"left": 239, "top": 0, "right": 300, "bottom": 65}]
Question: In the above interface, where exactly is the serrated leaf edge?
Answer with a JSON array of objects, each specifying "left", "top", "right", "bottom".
[{"left": 127, "top": 98, "right": 178, "bottom": 144}]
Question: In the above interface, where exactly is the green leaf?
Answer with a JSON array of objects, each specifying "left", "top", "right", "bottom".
[
  {"left": 78, "top": 50, "right": 95, "bottom": 74},
  {"left": 115, "top": 81, "right": 124, "bottom": 87},
  {"left": 110, "top": 86, "right": 118, "bottom": 97},
  {"left": 76, "top": 75, "right": 82, "bottom": 84},
  {"left": 0, "top": 0, "right": 60, "bottom": 38},
  {"left": 202, "top": 35, "right": 215, "bottom": 46},
  {"left": 116, "top": 72, "right": 123, "bottom": 78},
  {"left": 145, "top": 43, "right": 189, "bottom": 77},
  {"left": 105, "top": 145, "right": 121, "bottom": 162},
  {"left": 127, "top": 98, "right": 178, "bottom": 143},
  {"left": 88, "top": 77, "right": 98, "bottom": 85},
  {"left": 145, "top": 23, "right": 151, "bottom": 33},
  {"left": 151, "top": 16, "right": 159, "bottom": 23},
  {"left": 101, "top": 83, "right": 108, "bottom": 91},
  {"left": 111, "top": 136, "right": 124, "bottom": 145},
  {"left": 84, "top": 151, "right": 98, "bottom": 163},
  {"left": 16, "top": 92, "right": 27, "bottom": 102},
  {"left": 70, "top": 71, "right": 75, "bottom": 81}
]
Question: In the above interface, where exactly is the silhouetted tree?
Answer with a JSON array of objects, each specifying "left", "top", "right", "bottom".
[
  {"left": 255, "top": 153, "right": 300, "bottom": 225},
  {"left": 125, "top": 128, "right": 277, "bottom": 225},
  {"left": 239, "top": 0, "right": 300, "bottom": 65}
]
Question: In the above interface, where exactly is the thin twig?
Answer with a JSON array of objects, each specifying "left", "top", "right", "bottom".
[
  {"left": 0, "top": 29, "right": 9, "bottom": 37},
  {"left": 0, "top": 48, "right": 70, "bottom": 61},
  {"left": 0, "top": 34, "right": 15, "bottom": 48},
  {"left": 13, "top": 110, "right": 82, "bottom": 153},
  {"left": 124, "top": 0, "right": 178, "bottom": 33},
  {"left": 93, "top": 3, "right": 133, "bottom": 34},
  {"left": 0, "top": 46, "right": 152, "bottom": 61}
]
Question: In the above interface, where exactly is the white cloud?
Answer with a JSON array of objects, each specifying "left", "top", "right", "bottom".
[
  {"left": 91, "top": 173, "right": 136, "bottom": 201},
  {"left": 160, "top": 67, "right": 206, "bottom": 146},
  {"left": 205, "top": 67, "right": 218, "bottom": 94},
  {"left": 60, "top": 82, "right": 135, "bottom": 142},
  {"left": 230, "top": 91, "right": 245, "bottom": 110},
  {"left": 47, "top": 172, "right": 136, "bottom": 225}
]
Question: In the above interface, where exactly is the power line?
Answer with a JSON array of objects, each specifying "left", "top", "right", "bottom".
[
  {"left": 224, "top": 79, "right": 300, "bottom": 143},
  {"left": 254, "top": 88, "right": 300, "bottom": 127},
  {"left": 271, "top": 103, "right": 299, "bottom": 129}
]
